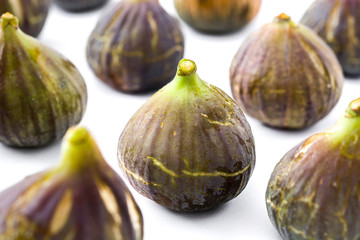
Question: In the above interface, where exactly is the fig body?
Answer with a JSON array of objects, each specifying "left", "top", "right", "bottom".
[
  {"left": 0, "top": 127, "right": 143, "bottom": 240},
  {"left": 86, "top": 0, "right": 184, "bottom": 92},
  {"left": 118, "top": 59, "right": 255, "bottom": 212},
  {"left": 0, "top": 0, "right": 50, "bottom": 37},
  {"left": 54, "top": 0, "right": 108, "bottom": 12},
  {"left": 175, "top": 0, "right": 261, "bottom": 33},
  {"left": 266, "top": 98, "right": 360, "bottom": 239},
  {"left": 230, "top": 14, "right": 343, "bottom": 129},
  {"left": 301, "top": 0, "right": 360, "bottom": 76},
  {"left": 0, "top": 13, "right": 87, "bottom": 147}
]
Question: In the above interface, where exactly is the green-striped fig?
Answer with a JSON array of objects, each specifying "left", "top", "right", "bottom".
[
  {"left": 0, "top": 13, "right": 87, "bottom": 147},
  {"left": 0, "top": 0, "right": 50, "bottom": 37},
  {"left": 175, "top": 0, "right": 261, "bottom": 33},
  {"left": 86, "top": 0, "right": 184, "bottom": 92},
  {"left": 230, "top": 14, "right": 343, "bottom": 129},
  {"left": 300, "top": 0, "right": 360, "bottom": 76},
  {"left": 0, "top": 126, "right": 143, "bottom": 240},
  {"left": 266, "top": 98, "right": 360, "bottom": 240},
  {"left": 54, "top": 0, "right": 108, "bottom": 12},
  {"left": 118, "top": 59, "right": 255, "bottom": 212}
]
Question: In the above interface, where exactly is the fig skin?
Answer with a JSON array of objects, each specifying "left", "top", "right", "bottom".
[
  {"left": 0, "top": 0, "right": 50, "bottom": 37},
  {"left": 0, "top": 13, "right": 87, "bottom": 147},
  {"left": 86, "top": 0, "right": 184, "bottom": 93},
  {"left": 174, "top": 0, "right": 261, "bottom": 33},
  {"left": 118, "top": 59, "right": 255, "bottom": 212},
  {"left": 54, "top": 0, "right": 108, "bottom": 12},
  {"left": 300, "top": 0, "right": 360, "bottom": 77},
  {"left": 230, "top": 14, "right": 343, "bottom": 129},
  {"left": 0, "top": 126, "right": 143, "bottom": 240},
  {"left": 266, "top": 99, "right": 360, "bottom": 240}
]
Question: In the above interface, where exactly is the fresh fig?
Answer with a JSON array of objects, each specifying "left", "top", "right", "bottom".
[
  {"left": 300, "top": 0, "right": 360, "bottom": 76},
  {"left": 175, "top": 0, "right": 261, "bottom": 33},
  {"left": 0, "top": 126, "right": 143, "bottom": 240},
  {"left": 54, "top": 0, "right": 108, "bottom": 12},
  {"left": 266, "top": 98, "right": 360, "bottom": 239},
  {"left": 0, "top": 13, "right": 87, "bottom": 147},
  {"left": 86, "top": 0, "right": 184, "bottom": 92},
  {"left": 0, "top": 0, "right": 50, "bottom": 37},
  {"left": 230, "top": 13, "right": 343, "bottom": 129},
  {"left": 118, "top": 59, "right": 255, "bottom": 212}
]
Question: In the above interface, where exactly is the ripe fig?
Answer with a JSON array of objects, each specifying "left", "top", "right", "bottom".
[
  {"left": 0, "top": 0, "right": 50, "bottom": 37},
  {"left": 230, "top": 14, "right": 343, "bottom": 129},
  {"left": 54, "top": 0, "right": 108, "bottom": 12},
  {"left": 266, "top": 98, "right": 360, "bottom": 239},
  {"left": 300, "top": 0, "right": 360, "bottom": 77},
  {"left": 0, "top": 126, "right": 143, "bottom": 240},
  {"left": 118, "top": 59, "right": 255, "bottom": 212},
  {"left": 174, "top": 0, "right": 261, "bottom": 33},
  {"left": 86, "top": 0, "right": 184, "bottom": 92},
  {"left": 0, "top": 13, "right": 87, "bottom": 147}
]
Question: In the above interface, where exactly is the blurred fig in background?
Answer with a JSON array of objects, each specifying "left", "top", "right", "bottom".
[
  {"left": 87, "top": 0, "right": 184, "bottom": 93},
  {"left": 0, "top": 13, "right": 87, "bottom": 147},
  {"left": 175, "top": 0, "right": 261, "bottom": 33},
  {"left": 0, "top": 126, "right": 143, "bottom": 240},
  {"left": 230, "top": 14, "right": 343, "bottom": 129},
  {"left": 301, "top": 0, "right": 360, "bottom": 77},
  {"left": 0, "top": 0, "right": 50, "bottom": 37},
  {"left": 266, "top": 98, "right": 360, "bottom": 240},
  {"left": 118, "top": 59, "right": 255, "bottom": 212},
  {"left": 54, "top": 0, "right": 108, "bottom": 12}
]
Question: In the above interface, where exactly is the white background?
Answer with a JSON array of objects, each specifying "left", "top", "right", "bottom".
[{"left": 0, "top": 0, "right": 359, "bottom": 239}]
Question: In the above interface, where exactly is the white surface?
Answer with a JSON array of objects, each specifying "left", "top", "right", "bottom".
[{"left": 0, "top": 0, "right": 359, "bottom": 239}]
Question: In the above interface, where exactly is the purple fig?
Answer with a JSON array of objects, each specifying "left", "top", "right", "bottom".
[
  {"left": 230, "top": 14, "right": 343, "bottom": 129},
  {"left": 118, "top": 59, "right": 255, "bottom": 212}
]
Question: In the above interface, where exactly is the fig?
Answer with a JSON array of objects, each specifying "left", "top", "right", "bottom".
[
  {"left": 54, "top": 0, "right": 108, "bottom": 12},
  {"left": 0, "top": 13, "right": 87, "bottom": 147},
  {"left": 118, "top": 59, "right": 255, "bottom": 212},
  {"left": 0, "top": 0, "right": 50, "bottom": 37},
  {"left": 174, "top": 0, "right": 261, "bottom": 33},
  {"left": 300, "top": 0, "right": 360, "bottom": 77},
  {"left": 0, "top": 126, "right": 143, "bottom": 240},
  {"left": 230, "top": 14, "right": 343, "bottom": 129},
  {"left": 86, "top": 0, "right": 184, "bottom": 92},
  {"left": 266, "top": 98, "right": 360, "bottom": 239}
]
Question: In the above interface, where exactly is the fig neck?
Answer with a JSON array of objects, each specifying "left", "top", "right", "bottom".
[
  {"left": 57, "top": 127, "right": 103, "bottom": 175},
  {"left": 329, "top": 99, "right": 360, "bottom": 145},
  {"left": 171, "top": 59, "right": 204, "bottom": 94}
]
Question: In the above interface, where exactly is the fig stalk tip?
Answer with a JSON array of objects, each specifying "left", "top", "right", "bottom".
[
  {"left": 1, "top": 12, "right": 19, "bottom": 29},
  {"left": 345, "top": 98, "right": 360, "bottom": 118},
  {"left": 178, "top": 59, "right": 197, "bottom": 76}
]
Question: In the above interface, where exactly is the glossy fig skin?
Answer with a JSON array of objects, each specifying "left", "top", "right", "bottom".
[
  {"left": 300, "top": 0, "right": 360, "bottom": 77},
  {"left": 266, "top": 99, "right": 360, "bottom": 240},
  {"left": 0, "top": 127, "right": 143, "bottom": 240},
  {"left": 230, "top": 14, "right": 343, "bottom": 129},
  {"left": 0, "top": 0, "right": 50, "bottom": 37},
  {"left": 0, "top": 14, "right": 87, "bottom": 147},
  {"left": 87, "top": 0, "right": 184, "bottom": 93},
  {"left": 118, "top": 59, "right": 255, "bottom": 212},
  {"left": 54, "top": 0, "right": 108, "bottom": 12},
  {"left": 175, "top": 0, "right": 261, "bottom": 33}
]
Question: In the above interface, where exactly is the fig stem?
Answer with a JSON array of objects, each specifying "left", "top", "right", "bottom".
[
  {"left": 1, "top": 12, "right": 19, "bottom": 30},
  {"left": 273, "top": 13, "right": 296, "bottom": 27},
  {"left": 177, "top": 59, "right": 197, "bottom": 76},
  {"left": 277, "top": 13, "right": 291, "bottom": 21},
  {"left": 329, "top": 99, "right": 360, "bottom": 145},
  {"left": 58, "top": 126, "right": 102, "bottom": 175},
  {"left": 345, "top": 98, "right": 360, "bottom": 118}
]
